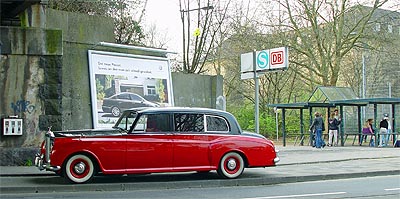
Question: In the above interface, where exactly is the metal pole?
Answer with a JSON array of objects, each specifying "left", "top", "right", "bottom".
[
  {"left": 282, "top": 108, "right": 286, "bottom": 147},
  {"left": 388, "top": 82, "right": 392, "bottom": 98},
  {"left": 300, "top": 109, "right": 304, "bottom": 146},
  {"left": 362, "top": 53, "right": 366, "bottom": 122},
  {"left": 362, "top": 52, "right": 366, "bottom": 99},
  {"left": 253, "top": 50, "right": 259, "bottom": 134},
  {"left": 276, "top": 110, "right": 279, "bottom": 141}
]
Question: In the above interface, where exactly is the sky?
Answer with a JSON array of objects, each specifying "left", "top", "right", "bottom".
[
  {"left": 145, "top": 0, "right": 182, "bottom": 53},
  {"left": 144, "top": 0, "right": 400, "bottom": 54}
]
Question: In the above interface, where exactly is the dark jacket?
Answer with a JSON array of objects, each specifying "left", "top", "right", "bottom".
[
  {"left": 328, "top": 118, "right": 341, "bottom": 130},
  {"left": 310, "top": 116, "right": 324, "bottom": 131},
  {"left": 379, "top": 120, "right": 388, "bottom": 129}
]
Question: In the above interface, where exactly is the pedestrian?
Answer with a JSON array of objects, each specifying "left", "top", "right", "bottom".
[
  {"left": 361, "top": 118, "right": 375, "bottom": 146},
  {"left": 333, "top": 109, "right": 340, "bottom": 120},
  {"left": 309, "top": 112, "right": 325, "bottom": 148},
  {"left": 378, "top": 114, "right": 389, "bottom": 147},
  {"left": 328, "top": 111, "right": 341, "bottom": 147}
]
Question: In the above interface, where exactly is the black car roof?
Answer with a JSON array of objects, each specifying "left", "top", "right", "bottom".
[
  {"left": 122, "top": 107, "right": 243, "bottom": 134},
  {"left": 125, "top": 107, "right": 230, "bottom": 115}
]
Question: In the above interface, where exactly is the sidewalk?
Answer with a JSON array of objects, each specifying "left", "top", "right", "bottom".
[{"left": 1, "top": 146, "right": 399, "bottom": 194}]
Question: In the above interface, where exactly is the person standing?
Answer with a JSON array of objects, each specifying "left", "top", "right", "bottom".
[
  {"left": 328, "top": 112, "right": 341, "bottom": 147},
  {"left": 379, "top": 115, "right": 389, "bottom": 147},
  {"left": 310, "top": 112, "right": 325, "bottom": 148}
]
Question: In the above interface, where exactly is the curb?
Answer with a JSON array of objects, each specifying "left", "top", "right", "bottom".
[{"left": 1, "top": 170, "right": 399, "bottom": 194}]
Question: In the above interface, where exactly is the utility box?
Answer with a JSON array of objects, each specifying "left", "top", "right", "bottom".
[{"left": 2, "top": 117, "right": 23, "bottom": 135}]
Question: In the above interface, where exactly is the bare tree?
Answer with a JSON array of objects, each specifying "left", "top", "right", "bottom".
[
  {"left": 179, "top": 0, "right": 231, "bottom": 74},
  {"left": 276, "top": 0, "right": 388, "bottom": 86}
]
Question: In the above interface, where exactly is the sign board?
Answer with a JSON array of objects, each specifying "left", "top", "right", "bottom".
[
  {"left": 88, "top": 50, "right": 173, "bottom": 129},
  {"left": 269, "top": 47, "right": 288, "bottom": 70},
  {"left": 240, "top": 47, "right": 288, "bottom": 79},
  {"left": 240, "top": 52, "right": 253, "bottom": 73}
]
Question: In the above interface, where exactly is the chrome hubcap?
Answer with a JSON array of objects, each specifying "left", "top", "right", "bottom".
[
  {"left": 227, "top": 159, "right": 237, "bottom": 170},
  {"left": 74, "top": 162, "right": 86, "bottom": 174}
]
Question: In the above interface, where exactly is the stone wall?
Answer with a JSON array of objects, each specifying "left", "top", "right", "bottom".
[
  {"left": 172, "top": 73, "right": 223, "bottom": 108},
  {"left": 0, "top": 27, "right": 62, "bottom": 148},
  {"left": 45, "top": 9, "right": 115, "bottom": 130},
  {"left": 0, "top": 8, "right": 224, "bottom": 165}
]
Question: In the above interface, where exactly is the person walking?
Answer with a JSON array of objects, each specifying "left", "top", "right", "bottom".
[
  {"left": 379, "top": 115, "right": 389, "bottom": 147},
  {"left": 328, "top": 111, "right": 341, "bottom": 147},
  {"left": 310, "top": 112, "right": 325, "bottom": 148}
]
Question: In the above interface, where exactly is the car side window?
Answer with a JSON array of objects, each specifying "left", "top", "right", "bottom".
[
  {"left": 130, "top": 94, "right": 143, "bottom": 101},
  {"left": 133, "top": 113, "right": 171, "bottom": 133},
  {"left": 132, "top": 115, "right": 146, "bottom": 132},
  {"left": 116, "top": 112, "right": 137, "bottom": 130},
  {"left": 119, "top": 93, "right": 130, "bottom": 100},
  {"left": 206, "top": 115, "right": 229, "bottom": 132},
  {"left": 174, "top": 113, "right": 204, "bottom": 132}
]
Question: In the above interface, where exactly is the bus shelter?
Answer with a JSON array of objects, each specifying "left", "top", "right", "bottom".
[{"left": 268, "top": 86, "right": 400, "bottom": 147}]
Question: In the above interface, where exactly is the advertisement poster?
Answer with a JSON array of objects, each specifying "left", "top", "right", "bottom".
[{"left": 88, "top": 50, "right": 173, "bottom": 128}]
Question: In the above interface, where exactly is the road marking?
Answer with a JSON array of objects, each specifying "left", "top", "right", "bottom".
[
  {"left": 384, "top": 188, "right": 400, "bottom": 191},
  {"left": 243, "top": 192, "right": 347, "bottom": 199}
]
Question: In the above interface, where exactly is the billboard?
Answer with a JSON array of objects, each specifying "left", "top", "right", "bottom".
[{"left": 88, "top": 50, "right": 173, "bottom": 128}]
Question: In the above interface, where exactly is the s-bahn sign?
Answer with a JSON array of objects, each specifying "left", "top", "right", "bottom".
[{"left": 240, "top": 47, "right": 288, "bottom": 79}]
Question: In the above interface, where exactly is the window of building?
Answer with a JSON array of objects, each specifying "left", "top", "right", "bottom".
[
  {"left": 375, "top": 23, "right": 380, "bottom": 32},
  {"left": 147, "top": 85, "right": 156, "bottom": 95},
  {"left": 388, "top": 25, "right": 392, "bottom": 33}
]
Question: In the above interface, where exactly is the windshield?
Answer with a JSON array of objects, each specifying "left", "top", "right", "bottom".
[{"left": 113, "top": 111, "right": 138, "bottom": 131}]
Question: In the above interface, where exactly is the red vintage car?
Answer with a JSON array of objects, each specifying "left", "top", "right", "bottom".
[{"left": 35, "top": 107, "right": 279, "bottom": 183}]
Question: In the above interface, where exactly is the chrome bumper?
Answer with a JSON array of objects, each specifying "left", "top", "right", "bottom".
[
  {"left": 34, "top": 153, "right": 60, "bottom": 171},
  {"left": 274, "top": 149, "right": 280, "bottom": 163},
  {"left": 34, "top": 129, "right": 60, "bottom": 172}
]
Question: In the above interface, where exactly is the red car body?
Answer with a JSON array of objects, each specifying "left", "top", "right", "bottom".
[{"left": 35, "top": 107, "right": 279, "bottom": 183}]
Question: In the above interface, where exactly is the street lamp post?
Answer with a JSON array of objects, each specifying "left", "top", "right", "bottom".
[
  {"left": 362, "top": 52, "right": 366, "bottom": 99},
  {"left": 180, "top": 4, "right": 213, "bottom": 72}
]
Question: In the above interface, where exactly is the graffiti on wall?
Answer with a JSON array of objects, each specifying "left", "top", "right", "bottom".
[{"left": 10, "top": 95, "right": 36, "bottom": 115}]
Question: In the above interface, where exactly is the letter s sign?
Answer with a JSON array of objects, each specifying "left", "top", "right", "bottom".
[{"left": 257, "top": 50, "right": 269, "bottom": 69}]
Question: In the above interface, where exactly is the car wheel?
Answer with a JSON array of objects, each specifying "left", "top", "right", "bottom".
[
  {"left": 64, "top": 154, "right": 95, "bottom": 184},
  {"left": 111, "top": 106, "right": 121, "bottom": 117},
  {"left": 217, "top": 152, "right": 244, "bottom": 179}
]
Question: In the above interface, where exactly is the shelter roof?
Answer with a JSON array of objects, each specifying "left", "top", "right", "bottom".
[
  {"left": 308, "top": 86, "right": 357, "bottom": 102},
  {"left": 267, "top": 86, "right": 399, "bottom": 109}
]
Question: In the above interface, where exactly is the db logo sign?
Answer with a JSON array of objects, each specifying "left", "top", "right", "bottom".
[{"left": 271, "top": 51, "right": 284, "bottom": 65}]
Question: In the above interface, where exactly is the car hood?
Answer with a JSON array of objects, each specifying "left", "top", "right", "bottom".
[{"left": 53, "top": 128, "right": 122, "bottom": 137}]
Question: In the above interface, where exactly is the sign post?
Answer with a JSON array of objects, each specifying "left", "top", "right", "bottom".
[
  {"left": 253, "top": 50, "right": 259, "bottom": 134},
  {"left": 240, "top": 47, "right": 288, "bottom": 134}
]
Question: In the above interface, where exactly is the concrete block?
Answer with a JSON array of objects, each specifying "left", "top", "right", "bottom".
[
  {"left": 39, "top": 115, "right": 62, "bottom": 131},
  {"left": 0, "top": 27, "right": 62, "bottom": 55}
]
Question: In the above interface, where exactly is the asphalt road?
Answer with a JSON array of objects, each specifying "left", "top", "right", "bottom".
[
  {"left": 1, "top": 146, "right": 399, "bottom": 195},
  {"left": 2, "top": 175, "right": 399, "bottom": 199}
]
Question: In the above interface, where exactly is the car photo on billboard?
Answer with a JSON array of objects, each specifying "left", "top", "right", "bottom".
[{"left": 102, "top": 92, "right": 159, "bottom": 117}]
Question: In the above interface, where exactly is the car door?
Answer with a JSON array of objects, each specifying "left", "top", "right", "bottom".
[
  {"left": 125, "top": 113, "right": 173, "bottom": 172},
  {"left": 172, "top": 113, "right": 211, "bottom": 170}
]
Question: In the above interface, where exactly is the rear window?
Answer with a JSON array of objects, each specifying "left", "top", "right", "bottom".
[{"left": 206, "top": 115, "right": 229, "bottom": 132}]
